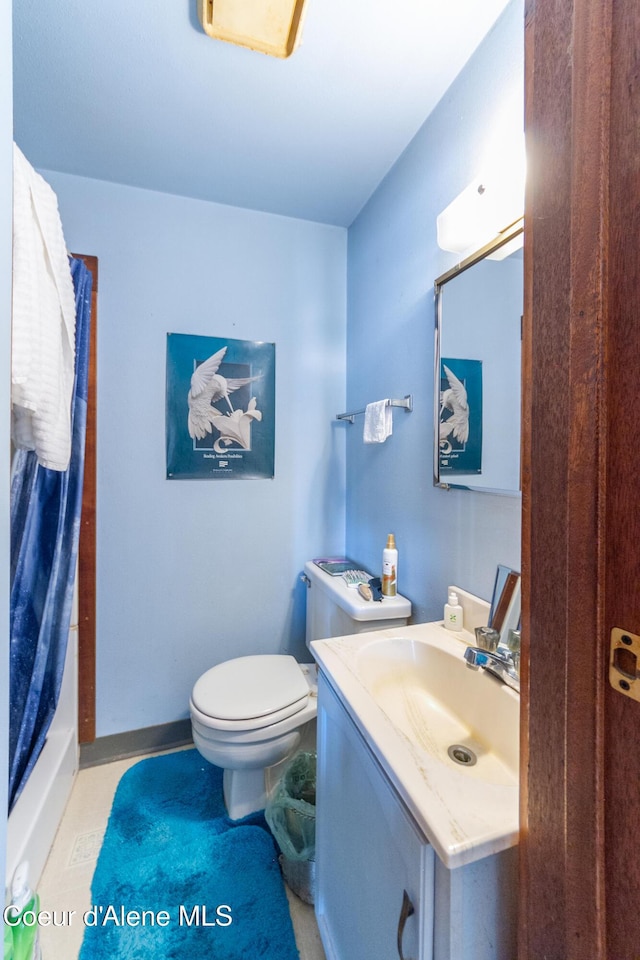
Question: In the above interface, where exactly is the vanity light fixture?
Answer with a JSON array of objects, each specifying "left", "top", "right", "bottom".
[
  {"left": 197, "top": 0, "right": 308, "bottom": 58},
  {"left": 437, "top": 133, "right": 526, "bottom": 256}
]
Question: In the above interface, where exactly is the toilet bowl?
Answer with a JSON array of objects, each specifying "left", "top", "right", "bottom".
[
  {"left": 190, "top": 560, "right": 411, "bottom": 820},
  {"left": 190, "top": 654, "right": 317, "bottom": 820}
]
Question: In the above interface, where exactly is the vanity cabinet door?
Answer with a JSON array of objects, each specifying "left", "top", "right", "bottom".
[{"left": 315, "top": 673, "right": 434, "bottom": 960}]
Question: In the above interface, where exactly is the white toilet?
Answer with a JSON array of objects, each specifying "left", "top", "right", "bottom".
[{"left": 190, "top": 560, "right": 411, "bottom": 819}]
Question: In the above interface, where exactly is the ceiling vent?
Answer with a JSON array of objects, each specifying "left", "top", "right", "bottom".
[{"left": 197, "top": 0, "right": 307, "bottom": 58}]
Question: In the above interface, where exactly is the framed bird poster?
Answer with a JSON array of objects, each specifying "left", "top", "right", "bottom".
[
  {"left": 439, "top": 357, "right": 482, "bottom": 476},
  {"left": 166, "top": 333, "right": 275, "bottom": 479}
]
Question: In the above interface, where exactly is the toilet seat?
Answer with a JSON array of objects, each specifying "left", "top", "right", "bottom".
[{"left": 191, "top": 654, "right": 310, "bottom": 732}]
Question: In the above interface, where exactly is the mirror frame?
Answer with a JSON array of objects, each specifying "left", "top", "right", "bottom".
[{"left": 433, "top": 218, "right": 524, "bottom": 493}]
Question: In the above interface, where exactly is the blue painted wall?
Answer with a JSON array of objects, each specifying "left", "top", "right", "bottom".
[
  {"left": 1, "top": 0, "right": 12, "bottom": 886},
  {"left": 345, "top": 0, "right": 523, "bottom": 621},
  {"left": 8, "top": 0, "right": 524, "bottom": 744},
  {"left": 41, "top": 172, "right": 347, "bottom": 736}
]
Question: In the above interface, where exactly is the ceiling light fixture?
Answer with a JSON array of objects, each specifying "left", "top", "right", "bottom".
[{"left": 197, "top": 0, "right": 308, "bottom": 59}]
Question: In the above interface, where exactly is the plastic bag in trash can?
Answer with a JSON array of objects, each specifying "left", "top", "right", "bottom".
[{"left": 265, "top": 752, "right": 316, "bottom": 861}]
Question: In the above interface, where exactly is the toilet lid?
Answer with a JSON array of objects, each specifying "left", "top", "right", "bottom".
[{"left": 192, "top": 654, "right": 309, "bottom": 722}]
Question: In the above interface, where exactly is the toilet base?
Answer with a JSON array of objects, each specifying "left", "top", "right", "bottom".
[
  {"left": 223, "top": 767, "right": 269, "bottom": 820},
  {"left": 216, "top": 718, "right": 318, "bottom": 820}
]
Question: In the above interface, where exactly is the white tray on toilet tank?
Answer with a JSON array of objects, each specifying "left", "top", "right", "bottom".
[{"left": 304, "top": 561, "right": 411, "bottom": 643}]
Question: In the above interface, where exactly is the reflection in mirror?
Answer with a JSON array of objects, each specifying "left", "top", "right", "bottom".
[
  {"left": 434, "top": 220, "right": 523, "bottom": 494},
  {"left": 488, "top": 563, "right": 521, "bottom": 645}
]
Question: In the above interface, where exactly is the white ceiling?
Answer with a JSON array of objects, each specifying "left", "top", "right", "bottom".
[{"left": 12, "top": 0, "right": 512, "bottom": 227}]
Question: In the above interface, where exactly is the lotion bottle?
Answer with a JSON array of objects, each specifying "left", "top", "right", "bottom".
[
  {"left": 444, "top": 590, "right": 463, "bottom": 631},
  {"left": 381, "top": 534, "right": 398, "bottom": 597}
]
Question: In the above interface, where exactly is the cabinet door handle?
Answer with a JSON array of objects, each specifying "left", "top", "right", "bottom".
[{"left": 396, "top": 888, "right": 415, "bottom": 960}]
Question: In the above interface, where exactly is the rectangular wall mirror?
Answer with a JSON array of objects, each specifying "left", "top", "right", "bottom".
[{"left": 434, "top": 220, "right": 523, "bottom": 495}]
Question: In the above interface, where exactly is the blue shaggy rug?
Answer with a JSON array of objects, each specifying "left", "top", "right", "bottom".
[{"left": 79, "top": 749, "right": 300, "bottom": 959}]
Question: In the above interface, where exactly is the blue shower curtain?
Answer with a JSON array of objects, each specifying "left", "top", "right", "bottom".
[{"left": 9, "top": 257, "right": 92, "bottom": 812}]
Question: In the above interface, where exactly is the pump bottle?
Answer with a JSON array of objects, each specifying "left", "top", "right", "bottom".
[
  {"left": 444, "top": 590, "right": 463, "bottom": 631},
  {"left": 381, "top": 534, "right": 398, "bottom": 597}
]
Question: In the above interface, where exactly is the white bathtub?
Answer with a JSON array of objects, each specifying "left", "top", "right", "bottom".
[{"left": 6, "top": 587, "right": 79, "bottom": 891}]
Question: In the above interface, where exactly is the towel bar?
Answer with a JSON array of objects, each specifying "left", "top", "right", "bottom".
[{"left": 336, "top": 395, "right": 413, "bottom": 423}]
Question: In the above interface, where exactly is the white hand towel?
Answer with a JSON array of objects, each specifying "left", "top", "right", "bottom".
[{"left": 363, "top": 400, "right": 392, "bottom": 443}]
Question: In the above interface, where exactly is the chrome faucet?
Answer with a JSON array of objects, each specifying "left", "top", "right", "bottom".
[{"left": 463, "top": 645, "right": 520, "bottom": 693}]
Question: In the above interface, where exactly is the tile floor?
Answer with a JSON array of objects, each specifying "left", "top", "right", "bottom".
[{"left": 36, "top": 749, "right": 326, "bottom": 959}]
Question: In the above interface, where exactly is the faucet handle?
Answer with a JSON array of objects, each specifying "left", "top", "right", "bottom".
[{"left": 474, "top": 625, "right": 500, "bottom": 652}]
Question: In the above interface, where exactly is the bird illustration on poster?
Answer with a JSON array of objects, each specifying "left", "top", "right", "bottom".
[
  {"left": 187, "top": 346, "right": 262, "bottom": 441},
  {"left": 440, "top": 363, "right": 470, "bottom": 451}
]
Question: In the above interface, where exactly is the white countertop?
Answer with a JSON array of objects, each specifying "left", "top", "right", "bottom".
[{"left": 311, "top": 620, "right": 520, "bottom": 869}]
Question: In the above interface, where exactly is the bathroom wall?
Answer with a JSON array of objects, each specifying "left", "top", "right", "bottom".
[
  {"left": 40, "top": 172, "right": 347, "bottom": 736},
  {"left": 14, "top": 0, "right": 522, "bottom": 740},
  {"left": 0, "top": 0, "right": 12, "bottom": 890},
  {"left": 345, "top": 0, "right": 523, "bottom": 622}
]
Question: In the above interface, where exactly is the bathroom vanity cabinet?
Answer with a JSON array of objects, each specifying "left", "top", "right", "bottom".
[
  {"left": 316, "top": 673, "right": 435, "bottom": 960},
  {"left": 315, "top": 672, "right": 518, "bottom": 960}
]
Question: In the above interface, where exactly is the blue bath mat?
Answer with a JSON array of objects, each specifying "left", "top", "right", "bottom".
[{"left": 79, "top": 749, "right": 300, "bottom": 959}]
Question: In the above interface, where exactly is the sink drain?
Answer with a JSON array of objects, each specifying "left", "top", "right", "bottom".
[{"left": 447, "top": 744, "right": 477, "bottom": 767}]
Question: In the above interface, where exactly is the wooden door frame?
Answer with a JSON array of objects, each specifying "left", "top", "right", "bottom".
[
  {"left": 522, "top": 0, "right": 640, "bottom": 955},
  {"left": 521, "top": 0, "right": 609, "bottom": 951},
  {"left": 71, "top": 253, "right": 97, "bottom": 743}
]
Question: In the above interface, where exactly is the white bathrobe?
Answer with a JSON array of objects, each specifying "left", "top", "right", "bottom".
[{"left": 12, "top": 143, "right": 77, "bottom": 472}]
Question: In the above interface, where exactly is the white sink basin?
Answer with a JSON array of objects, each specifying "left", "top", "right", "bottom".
[
  {"left": 356, "top": 635, "right": 519, "bottom": 781},
  {"left": 311, "top": 621, "right": 520, "bottom": 868}
]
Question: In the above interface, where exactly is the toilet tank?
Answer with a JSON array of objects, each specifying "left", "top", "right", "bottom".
[{"left": 304, "top": 560, "right": 411, "bottom": 648}]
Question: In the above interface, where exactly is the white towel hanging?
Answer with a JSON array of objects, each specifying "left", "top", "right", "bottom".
[
  {"left": 12, "top": 143, "right": 76, "bottom": 471},
  {"left": 363, "top": 400, "right": 392, "bottom": 443}
]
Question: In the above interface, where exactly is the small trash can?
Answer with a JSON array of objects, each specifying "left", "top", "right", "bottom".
[{"left": 265, "top": 751, "right": 316, "bottom": 904}]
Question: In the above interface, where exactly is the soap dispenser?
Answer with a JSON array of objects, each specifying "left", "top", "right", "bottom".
[{"left": 444, "top": 591, "right": 463, "bottom": 631}]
